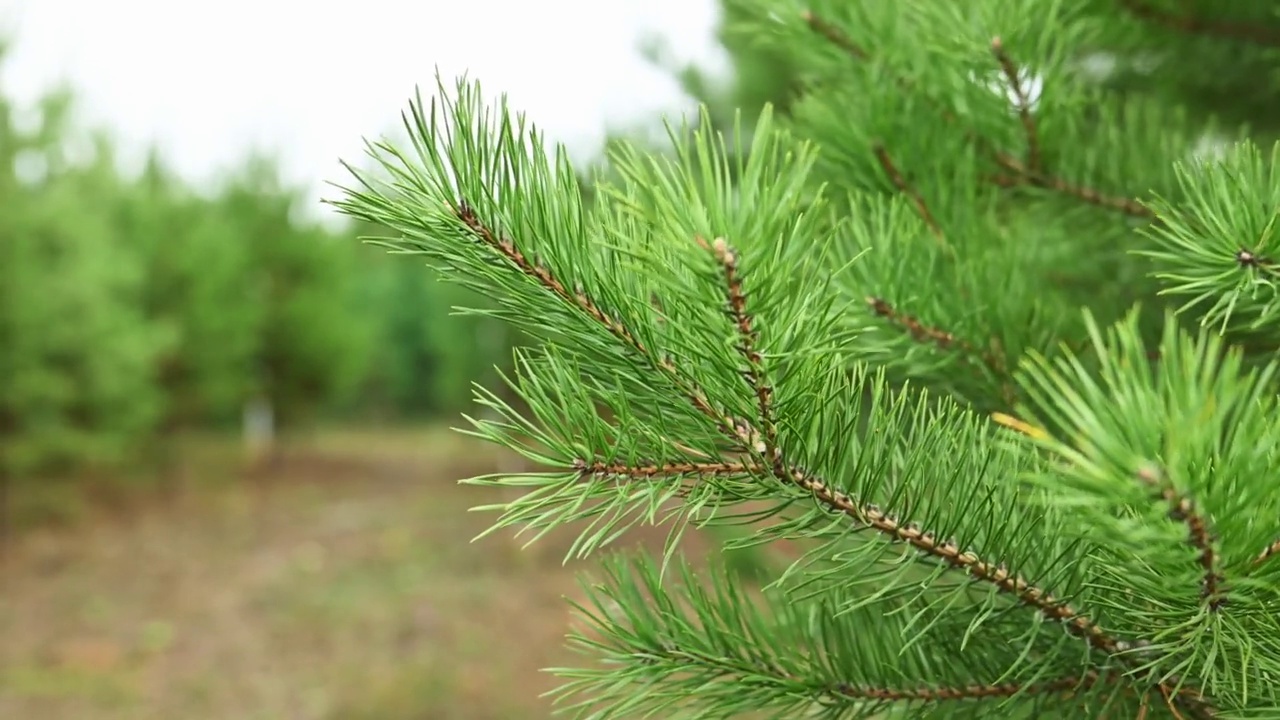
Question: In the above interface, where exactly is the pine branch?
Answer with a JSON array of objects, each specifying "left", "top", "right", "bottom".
[
  {"left": 866, "top": 296, "right": 1014, "bottom": 404},
  {"left": 699, "top": 243, "right": 1200, "bottom": 710},
  {"left": 800, "top": 9, "right": 868, "bottom": 60},
  {"left": 456, "top": 200, "right": 650, "bottom": 354},
  {"left": 989, "top": 36, "right": 1042, "bottom": 174},
  {"left": 1117, "top": 0, "right": 1280, "bottom": 48},
  {"left": 801, "top": 9, "right": 1155, "bottom": 220},
  {"left": 559, "top": 556, "right": 1139, "bottom": 717},
  {"left": 573, "top": 459, "right": 760, "bottom": 503},
  {"left": 698, "top": 241, "right": 1132, "bottom": 678},
  {"left": 561, "top": 556, "right": 1224, "bottom": 717},
  {"left": 335, "top": 82, "right": 1241, "bottom": 718},
  {"left": 1134, "top": 462, "right": 1225, "bottom": 610},
  {"left": 797, "top": 472, "right": 1115, "bottom": 647}
]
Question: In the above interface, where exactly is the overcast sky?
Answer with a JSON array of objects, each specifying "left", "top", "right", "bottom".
[{"left": 0, "top": 0, "right": 725, "bottom": 218}]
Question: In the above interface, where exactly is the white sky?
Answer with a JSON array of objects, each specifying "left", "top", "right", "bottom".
[{"left": 0, "top": 0, "right": 726, "bottom": 219}]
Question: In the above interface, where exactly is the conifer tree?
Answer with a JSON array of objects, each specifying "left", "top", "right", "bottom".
[{"left": 330, "top": 1, "right": 1280, "bottom": 716}]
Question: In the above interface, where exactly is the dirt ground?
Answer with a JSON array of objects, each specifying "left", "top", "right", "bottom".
[{"left": 0, "top": 427, "right": 717, "bottom": 720}]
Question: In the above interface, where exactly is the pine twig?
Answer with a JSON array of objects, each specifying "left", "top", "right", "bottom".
[
  {"left": 1135, "top": 462, "right": 1225, "bottom": 610},
  {"left": 701, "top": 236, "right": 782, "bottom": 460},
  {"left": 1118, "top": 0, "right": 1280, "bottom": 49},
  {"left": 573, "top": 459, "right": 759, "bottom": 501},
  {"left": 574, "top": 459, "right": 760, "bottom": 480},
  {"left": 989, "top": 36, "right": 1042, "bottom": 173},
  {"left": 872, "top": 144, "right": 950, "bottom": 251},
  {"left": 866, "top": 296, "right": 968, "bottom": 352},
  {"left": 800, "top": 9, "right": 868, "bottom": 60},
  {"left": 866, "top": 296, "right": 1012, "bottom": 389},
  {"left": 993, "top": 153, "right": 1154, "bottom": 218},
  {"left": 456, "top": 200, "right": 733, "bottom": 439}
]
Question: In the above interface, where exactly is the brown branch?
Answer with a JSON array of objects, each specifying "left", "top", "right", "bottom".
[
  {"left": 1136, "top": 463, "right": 1225, "bottom": 609},
  {"left": 866, "top": 296, "right": 965, "bottom": 351},
  {"left": 1118, "top": 0, "right": 1280, "bottom": 49},
  {"left": 801, "top": 10, "right": 972, "bottom": 139},
  {"left": 993, "top": 153, "right": 1154, "bottom": 218},
  {"left": 701, "top": 236, "right": 779, "bottom": 461},
  {"left": 574, "top": 459, "right": 758, "bottom": 480},
  {"left": 989, "top": 36, "right": 1042, "bottom": 173},
  {"left": 457, "top": 200, "right": 650, "bottom": 354},
  {"left": 872, "top": 145, "right": 950, "bottom": 250},
  {"left": 781, "top": 463, "right": 1134, "bottom": 655},
  {"left": 866, "top": 296, "right": 1010, "bottom": 383}
]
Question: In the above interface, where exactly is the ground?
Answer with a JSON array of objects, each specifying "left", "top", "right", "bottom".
[{"left": 0, "top": 427, "right": 718, "bottom": 720}]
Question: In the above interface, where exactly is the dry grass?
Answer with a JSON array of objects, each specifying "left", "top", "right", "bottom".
[{"left": 0, "top": 426, "right": 719, "bottom": 720}]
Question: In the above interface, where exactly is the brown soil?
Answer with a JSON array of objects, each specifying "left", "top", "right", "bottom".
[{"left": 0, "top": 428, "right": 718, "bottom": 720}]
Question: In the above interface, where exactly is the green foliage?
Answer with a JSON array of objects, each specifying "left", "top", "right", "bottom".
[
  {"left": 330, "top": 1, "right": 1280, "bottom": 713},
  {"left": 0, "top": 46, "right": 511, "bottom": 484},
  {"left": 355, "top": 248, "right": 511, "bottom": 418},
  {"left": 215, "top": 157, "right": 376, "bottom": 426},
  {"left": 0, "top": 91, "right": 170, "bottom": 475},
  {"left": 1077, "top": 0, "right": 1280, "bottom": 138},
  {"left": 118, "top": 156, "right": 263, "bottom": 427},
  {"left": 1142, "top": 141, "right": 1280, "bottom": 335}
]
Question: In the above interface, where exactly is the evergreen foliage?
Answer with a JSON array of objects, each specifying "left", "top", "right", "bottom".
[{"left": 332, "top": 1, "right": 1280, "bottom": 716}]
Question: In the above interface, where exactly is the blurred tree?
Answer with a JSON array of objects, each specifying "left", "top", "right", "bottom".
[
  {"left": 0, "top": 85, "right": 170, "bottom": 479},
  {"left": 0, "top": 53, "right": 374, "bottom": 497},
  {"left": 0, "top": 38, "right": 520, "bottom": 530},
  {"left": 116, "top": 152, "right": 262, "bottom": 435},
  {"left": 215, "top": 155, "right": 376, "bottom": 431},
  {"left": 352, "top": 243, "right": 511, "bottom": 419}
]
